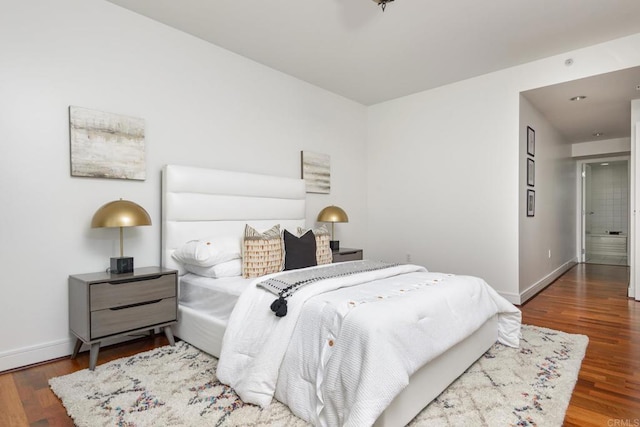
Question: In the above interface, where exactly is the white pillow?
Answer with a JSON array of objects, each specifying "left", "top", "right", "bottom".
[
  {"left": 172, "top": 236, "right": 241, "bottom": 267},
  {"left": 183, "top": 259, "right": 242, "bottom": 278}
]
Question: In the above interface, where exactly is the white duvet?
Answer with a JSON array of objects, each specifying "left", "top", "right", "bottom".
[{"left": 216, "top": 263, "right": 521, "bottom": 426}]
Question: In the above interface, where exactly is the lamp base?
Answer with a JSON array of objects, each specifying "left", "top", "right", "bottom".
[
  {"left": 110, "top": 257, "right": 134, "bottom": 274},
  {"left": 329, "top": 240, "right": 340, "bottom": 251}
]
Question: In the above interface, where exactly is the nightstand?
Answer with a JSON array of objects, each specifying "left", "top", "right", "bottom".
[
  {"left": 68, "top": 266, "right": 178, "bottom": 370},
  {"left": 332, "top": 248, "right": 363, "bottom": 262}
]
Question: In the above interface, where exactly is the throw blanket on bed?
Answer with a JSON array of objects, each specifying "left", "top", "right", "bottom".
[
  {"left": 216, "top": 264, "right": 521, "bottom": 426},
  {"left": 257, "top": 260, "right": 398, "bottom": 317}
]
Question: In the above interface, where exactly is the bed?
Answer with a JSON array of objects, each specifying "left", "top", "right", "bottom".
[{"left": 161, "top": 164, "right": 521, "bottom": 427}]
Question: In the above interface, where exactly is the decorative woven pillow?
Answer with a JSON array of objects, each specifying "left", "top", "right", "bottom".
[
  {"left": 242, "top": 224, "right": 284, "bottom": 278},
  {"left": 298, "top": 225, "right": 332, "bottom": 265}
]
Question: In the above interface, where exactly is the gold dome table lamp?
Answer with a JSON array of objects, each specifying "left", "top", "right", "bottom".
[
  {"left": 317, "top": 205, "right": 349, "bottom": 251},
  {"left": 91, "top": 199, "right": 152, "bottom": 274}
]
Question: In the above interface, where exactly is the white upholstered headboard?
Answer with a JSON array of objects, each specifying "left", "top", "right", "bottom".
[{"left": 162, "top": 164, "right": 306, "bottom": 272}]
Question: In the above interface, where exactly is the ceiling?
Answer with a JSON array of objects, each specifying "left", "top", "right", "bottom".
[
  {"left": 106, "top": 0, "right": 640, "bottom": 143},
  {"left": 523, "top": 66, "right": 640, "bottom": 143}
]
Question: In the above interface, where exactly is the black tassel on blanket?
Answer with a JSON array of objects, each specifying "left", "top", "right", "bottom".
[{"left": 270, "top": 296, "right": 288, "bottom": 317}]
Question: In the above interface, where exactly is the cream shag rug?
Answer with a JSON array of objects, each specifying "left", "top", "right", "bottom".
[{"left": 49, "top": 325, "right": 587, "bottom": 427}]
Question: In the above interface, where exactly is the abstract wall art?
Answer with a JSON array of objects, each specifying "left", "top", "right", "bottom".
[
  {"left": 301, "top": 150, "right": 330, "bottom": 194},
  {"left": 69, "top": 106, "right": 146, "bottom": 180}
]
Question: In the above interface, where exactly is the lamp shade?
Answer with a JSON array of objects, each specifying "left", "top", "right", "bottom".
[
  {"left": 91, "top": 199, "right": 151, "bottom": 272},
  {"left": 91, "top": 199, "right": 152, "bottom": 228},
  {"left": 317, "top": 205, "right": 349, "bottom": 223},
  {"left": 317, "top": 205, "right": 348, "bottom": 251}
]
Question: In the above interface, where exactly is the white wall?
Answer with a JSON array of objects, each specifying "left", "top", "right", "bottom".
[
  {"left": 367, "top": 77, "right": 520, "bottom": 298},
  {"left": 572, "top": 137, "right": 631, "bottom": 157},
  {"left": 367, "top": 33, "right": 640, "bottom": 303},
  {"left": 0, "top": 0, "right": 367, "bottom": 371},
  {"left": 519, "top": 97, "right": 576, "bottom": 300},
  {"left": 632, "top": 99, "right": 640, "bottom": 299}
]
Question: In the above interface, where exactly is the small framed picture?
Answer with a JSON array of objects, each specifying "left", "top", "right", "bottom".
[
  {"left": 527, "top": 158, "right": 535, "bottom": 187},
  {"left": 527, "top": 126, "right": 535, "bottom": 157},
  {"left": 527, "top": 189, "right": 535, "bottom": 217}
]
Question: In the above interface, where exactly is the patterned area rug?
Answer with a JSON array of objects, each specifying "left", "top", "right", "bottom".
[{"left": 49, "top": 325, "right": 587, "bottom": 427}]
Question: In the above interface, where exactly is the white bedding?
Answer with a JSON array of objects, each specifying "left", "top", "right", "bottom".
[
  {"left": 178, "top": 273, "right": 251, "bottom": 321},
  {"left": 216, "top": 263, "right": 521, "bottom": 426}
]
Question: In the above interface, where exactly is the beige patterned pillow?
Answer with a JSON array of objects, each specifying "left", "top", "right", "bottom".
[
  {"left": 242, "top": 224, "right": 284, "bottom": 278},
  {"left": 298, "top": 225, "right": 332, "bottom": 265}
]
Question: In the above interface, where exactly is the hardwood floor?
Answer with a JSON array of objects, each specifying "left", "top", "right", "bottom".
[
  {"left": 0, "top": 263, "right": 638, "bottom": 426},
  {"left": 520, "top": 263, "right": 640, "bottom": 427},
  {"left": 0, "top": 335, "right": 171, "bottom": 427}
]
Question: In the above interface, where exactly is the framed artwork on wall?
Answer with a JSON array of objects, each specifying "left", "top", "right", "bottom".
[
  {"left": 527, "top": 126, "right": 535, "bottom": 157},
  {"left": 69, "top": 106, "right": 146, "bottom": 180},
  {"left": 527, "top": 189, "right": 535, "bottom": 217},
  {"left": 301, "top": 151, "right": 330, "bottom": 194},
  {"left": 527, "top": 158, "right": 535, "bottom": 187}
]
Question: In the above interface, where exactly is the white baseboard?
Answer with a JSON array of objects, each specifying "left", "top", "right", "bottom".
[
  {"left": 497, "top": 291, "right": 522, "bottom": 305},
  {"left": 519, "top": 258, "right": 578, "bottom": 304},
  {"left": 0, "top": 338, "right": 74, "bottom": 372},
  {"left": 0, "top": 333, "right": 152, "bottom": 372}
]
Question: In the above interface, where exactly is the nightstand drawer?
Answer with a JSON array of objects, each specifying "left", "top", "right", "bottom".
[
  {"left": 332, "top": 248, "right": 363, "bottom": 262},
  {"left": 91, "top": 274, "right": 176, "bottom": 311},
  {"left": 91, "top": 297, "right": 177, "bottom": 338}
]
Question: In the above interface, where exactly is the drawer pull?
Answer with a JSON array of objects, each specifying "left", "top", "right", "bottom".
[
  {"left": 109, "top": 299, "right": 162, "bottom": 310},
  {"left": 108, "top": 275, "right": 163, "bottom": 285}
]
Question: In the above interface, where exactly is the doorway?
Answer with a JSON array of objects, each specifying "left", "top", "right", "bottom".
[{"left": 580, "top": 157, "right": 630, "bottom": 266}]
